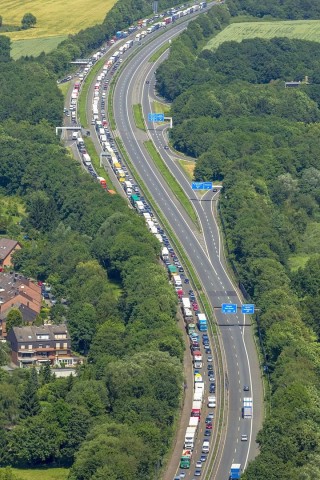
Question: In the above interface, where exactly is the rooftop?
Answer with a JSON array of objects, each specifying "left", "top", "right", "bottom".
[
  {"left": 0, "top": 238, "right": 20, "bottom": 261},
  {"left": 12, "top": 324, "right": 70, "bottom": 343},
  {"left": 0, "top": 272, "right": 41, "bottom": 306}
]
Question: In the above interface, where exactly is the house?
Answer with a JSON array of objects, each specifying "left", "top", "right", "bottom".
[
  {"left": 7, "top": 324, "right": 80, "bottom": 368},
  {"left": 0, "top": 238, "right": 21, "bottom": 269},
  {"left": 0, "top": 272, "right": 42, "bottom": 338}
]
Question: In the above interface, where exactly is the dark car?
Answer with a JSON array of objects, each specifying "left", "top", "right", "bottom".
[
  {"left": 184, "top": 278, "right": 190, "bottom": 284},
  {"left": 164, "top": 145, "right": 169, "bottom": 150},
  {"left": 212, "top": 188, "right": 218, "bottom": 192},
  {"left": 244, "top": 385, "right": 250, "bottom": 391},
  {"left": 204, "top": 430, "right": 211, "bottom": 437},
  {"left": 210, "top": 384, "right": 215, "bottom": 393},
  {"left": 146, "top": 80, "right": 150, "bottom": 84}
]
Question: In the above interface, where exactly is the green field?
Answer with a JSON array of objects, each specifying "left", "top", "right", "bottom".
[
  {"left": 3, "top": 467, "right": 69, "bottom": 480},
  {"left": 1, "top": 0, "right": 117, "bottom": 58},
  {"left": 11, "top": 35, "right": 67, "bottom": 59},
  {"left": 205, "top": 20, "right": 320, "bottom": 50}
]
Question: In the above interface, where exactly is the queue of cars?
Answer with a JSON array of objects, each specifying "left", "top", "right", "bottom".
[{"left": 65, "top": 4, "right": 216, "bottom": 479}]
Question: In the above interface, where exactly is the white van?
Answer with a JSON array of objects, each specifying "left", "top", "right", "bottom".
[{"left": 202, "top": 441, "right": 210, "bottom": 454}]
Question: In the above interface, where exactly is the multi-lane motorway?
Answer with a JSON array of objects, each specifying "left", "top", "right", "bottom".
[
  {"left": 62, "top": 8, "right": 265, "bottom": 479},
  {"left": 111, "top": 20, "right": 264, "bottom": 480}
]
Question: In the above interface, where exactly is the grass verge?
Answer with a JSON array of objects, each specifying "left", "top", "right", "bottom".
[
  {"left": 144, "top": 140, "right": 198, "bottom": 227},
  {"left": 83, "top": 137, "right": 113, "bottom": 187},
  {"left": 78, "top": 56, "right": 107, "bottom": 128},
  {"left": 178, "top": 160, "right": 195, "bottom": 180},
  {"left": 148, "top": 41, "right": 170, "bottom": 62},
  {"left": 58, "top": 80, "right": 71, "bottom": 99},
  {"left": 132, "top": 104, "right": 146, "bottom": 131}
]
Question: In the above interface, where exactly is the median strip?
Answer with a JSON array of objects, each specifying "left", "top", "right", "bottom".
[
  {"left": 144, "top": 140, "right": 199, "bottom": 227},
  {"left": 132, "top": 104, "right": 146, "bottom": 131},
  {"left": 148, "top": 42, "right": 170, "bottom": 62}
]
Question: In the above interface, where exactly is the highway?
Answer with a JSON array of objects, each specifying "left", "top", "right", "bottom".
[{"left": 111, "top": 18, "right": 263, "bottom": 480}]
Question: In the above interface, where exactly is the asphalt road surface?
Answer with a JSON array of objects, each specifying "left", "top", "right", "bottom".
[{"left": 112, "top": 18, "right": 264, "bottom": 480}]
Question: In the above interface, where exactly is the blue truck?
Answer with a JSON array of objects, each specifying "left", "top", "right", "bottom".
[
  {"left": 198, "top": 313, "right": 208, "bottom": 332},
  {"left": 230, "top": 464, "right": 241, "bottom": 479}
]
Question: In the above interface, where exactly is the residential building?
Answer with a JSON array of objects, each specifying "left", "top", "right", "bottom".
[
  {"left": 0, "top": 272, "right": 41, "bottom": 338},
  {"left": 0, "top": 238, "right": 21, "bottom": 269},
  {"left": 7, "top": 324, "right": 80, "bottom": 368}
]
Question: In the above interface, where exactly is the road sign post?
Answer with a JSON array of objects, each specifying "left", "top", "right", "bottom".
[
  {"left": 221, "top": 304, "right": 237, "bottom": 314},
  {"left": 191, "top": 181, "right": 213, "bottom": 190},
  {"left": 148, "top": 113, "right": 164, "bottom": 122},
  {"left": 241, "top": 304, "right": 255, "bottom": 314}
]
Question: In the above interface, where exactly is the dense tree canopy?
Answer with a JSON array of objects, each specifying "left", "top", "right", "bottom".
[{"left": 0, "top": 0, "right": 185, "bottom": 476}]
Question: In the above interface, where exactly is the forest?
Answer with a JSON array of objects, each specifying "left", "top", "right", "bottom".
[
  {"left": 0, "top": 0, "right": 188, "bottom": 478},
  {"left": 156, "top": 2, "right": 320, "bottom": 479}
]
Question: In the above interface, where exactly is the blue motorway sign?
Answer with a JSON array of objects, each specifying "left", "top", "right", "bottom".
[
  {"left": 241, "top": 304, "right": 255, "bottom": 314},
  {"left": 191, "top": 181, "right": 213, "bottom": 190},
  {"left": 222, "top": 303, "right": 237, "bottom": 314},
  {"left": 148, "top": 113, "right": 165, "bottom": 122}
]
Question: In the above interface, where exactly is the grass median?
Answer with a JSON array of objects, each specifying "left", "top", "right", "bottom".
[
  {"left": 148, "top": 42, "right": 170, "bottom": 62},
  {"left": 132, "top": 104, "right": 146, "bottom": 131},
  {"left": 144, "top": 140, "right": 198, "bottom": 227},
  {"left": 78, "top": 56, "right": 106, "bottom": 128},
  {"left": 83, "top": 137, "right": 113, "bottom": 187}
]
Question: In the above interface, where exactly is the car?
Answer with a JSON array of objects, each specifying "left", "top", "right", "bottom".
[
  {"left": 196, "top": 461, "right": 202, "bottom": 469},
  {"left": 203, "top": 341, "right": 210, "bottom": 347},
  {"left": 43, "top": 292, "right": 50, "bottom": 299},
  {"left": 179, "top": 473, "right": 186, "bottom": 478},
  {"left": 241, "top": 435, "right": 248, "bottom": 441},
  {"left": 189, "top": 290, "right": 194, "bottom": 295},
  {"left": 207, "top": 355, "right": 213, "bottom": 362},
  {"left": 209, "top": 374, "right": 215, "bottom": 382},
  {"left": 200, "top": 455, "right": 207, "bottom": 462},
  {"left": 164, "top": 145, "right": 169, "bottom": 150},
  {"left": 208, "top": 395, "right": 216, "bottom": 408},
  {"left": 209, "top": 384, "right": 215, "bottom": 393},
  {"left": 193, "top": 304, "right": 199, "bottom": 311},
  {"left": 205, "top": 348, "right": 212, "bottom": 355},
  {"left": 146, "top": 80, "right": 150, "bottom": 84},
  {"left": 178, "top": 267, "right": 184, "bottom": 272},
  {"left": 184, "top": 278, "right": 190, "bottom": 284},
  {"left": 204, "top": 430, "right": 211, "bottom": 436},
  {"left": 205, "top": 416, "right": 212, "bottom": 424},
  {"left": 202, "top": 334, "right": 208, "bottom": 339},
  {"left": 194, "top": 471, "right": 201, "bottom": 477},
  {"left": 206, "top": 423, "right": 213, "bottom": 429},
  {"left": 244, "top": 385, "right": 250, "bottom": 391},
  {"left": 208, "top": 412, "right": 214, "bottom": 419}
]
